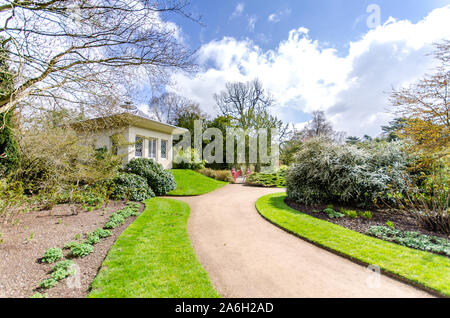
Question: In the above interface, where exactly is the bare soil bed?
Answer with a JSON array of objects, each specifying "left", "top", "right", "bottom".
[
  {"left": 285, "top": 199, "right": 449, "bottom": 241},
  {"left": 0, "top": 201, "right": 143, "bottom": 298}
]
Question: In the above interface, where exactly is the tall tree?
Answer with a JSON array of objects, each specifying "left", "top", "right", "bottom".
[
  {"left": 148, "top": 92, "right": 195, "bottom": 125},
  {"left": 391, "top": 41, "right": 449, "bottom": 154},
  {"left": 0, "top": 0, "right": 197, "bottom": 116},
  {"left": 301, "top": 111, "right": 335, "bottom": 140},
  {"left": 214, "top": 79, "right": 287, "bottom": 170},
  {"left": 0, "top": 43, "right": 19, "bottom": 175}
]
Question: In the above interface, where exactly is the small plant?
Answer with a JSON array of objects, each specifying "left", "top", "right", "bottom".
[
  {"left": 93, "top": 228, "right": 112, "bottom": 238},
  {"left": 85, "top": 234, "right": 100, "bottom": 245},
  {"left": 41, "top": 248, "right": 63, "bottom": 263},
  {"left": 56, "top": 218, "right": 62, "bottom": 225},
  {"left": 104, "top": 213, "right": 125, "bottom": 229},
  {"left": 360, "top": 211, "right": 373, "bottom": 220},
  {"left": 340, "top": 208, "right": 358, "bottom": 219},
  {"left": 64, "top": 241, "right": 78, "bottom": 250},
  {"left": 31, "top": 292, "right": 48, "bottom": 298},
  {"left": 52, "top": 260, "right": 75, "bottom": 272},
  {"left": 323, "top": 208, "right": 345, "bottom": 219},
  {"left": 74, "top": 233, "right": 82, "bottom": 241},
  {"left": 0, "top": 232, "right": 3, "bottom": 245},
  {"left": 39, "top": 278, "right": 58, "bottom": 289},
  {"left": 386, "top": 221, "right": 395, "bottom": 229},
  {"left": 71, "top": 243, "right": 93, "bottom": 258},
  {"left": 367, "top": 226, "right": 450, "bottom": 256},
  {"left": 86, "top": 206, "right": 93, "bottom": 212},
  {"left": 28, "top": 232, "right": 34, "bottom": 242}
]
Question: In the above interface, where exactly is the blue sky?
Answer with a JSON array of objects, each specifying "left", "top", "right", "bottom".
[
  {"left": 159, "top": 0, "right": 450, "bottom": 137},
  {"left": 174, "top": 0, "right": 449, "bottom": 52}
]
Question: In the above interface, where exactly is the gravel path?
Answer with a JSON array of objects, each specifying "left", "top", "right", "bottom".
[{"left": 174, "top": 184, "right": 433, "bottom": 298}]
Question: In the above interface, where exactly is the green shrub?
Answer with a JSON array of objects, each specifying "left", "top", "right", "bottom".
[
  {"left": 104, "top": 213, "right": 125, "bottom": 229},
  {"left": 360, "top": 211, "right": 373, "bottom": 220},
  {"left": 71, "top": 243, "right": 93, "bottom": 258},
  {"left": 173, "top": 149, "right": 206, "bottom": 170},
  {"left": 386, "top": 221, "right": 395, "bottom": 229},
  {"left": 93, "top": 228, "right": 112, "bottom": 239},
  {"left": 31, "top": 292, "right": 48, "bottom": 298},
  {"left": 124, "top": 159, "right": 176, "bottom": 196},
  {"left": 323, "top": 208, "right": 345, "bottom": 219},
  {"left": 63, "top": 241, "right": 78, "bottom": 250},
  {"left": 246, "top": 169, "right": 286, "bottom": 188},
  {"left": 198, "top": 168, "right": 234, "bottom": 183},
  {"left": 85, "top": 234, "right": 100, "bottom": 245},
  {"left": 51, "top": 260, "right": 75, "bottom": 272},
  {"left": 340, "top": 208, "right": 358, "bottom": 219},
  {"left": 41, "top": 248, "right": 63, "bottom": 263},
  {"left": 39, "top": 278, "right": 58, "bottom": 289},
  {"left": 366, "top": 226, "right": 450, "bottom": 256},
  {"left": 286, "top": 137, "right": 411, "bottom": 207},
  {"left": 51, "top": 267, "right": 75, "bottom": 281},
  {"left": 109, "top": 172, "right": 155, "bottom": 201}
]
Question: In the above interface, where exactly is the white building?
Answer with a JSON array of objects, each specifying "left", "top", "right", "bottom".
[{"left": 73, "top": 112, "right": 188, "bottom": 169}]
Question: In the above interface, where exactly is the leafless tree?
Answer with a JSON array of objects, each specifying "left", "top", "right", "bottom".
[
  {"left": 0, "top": 0, "right": 198, "bottom": 116},
  {"left": 301, "top": 111, "right": 335, "bottom": 140},
  {"left": 148, "top": 92, "right": 193, "bottom": 124},
  {"left": 214, "top": 79, "right": 286, "bottom": 134}
]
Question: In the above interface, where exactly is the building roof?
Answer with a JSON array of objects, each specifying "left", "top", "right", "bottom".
[{"left": 72, "top": 112, "right": 189, "bottom": 135}]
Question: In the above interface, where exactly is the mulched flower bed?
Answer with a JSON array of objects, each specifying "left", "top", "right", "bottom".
[
  {"left": 0, "top": 201, "right": 144, "bottom": 298},
  {"left": 284, "top": 199, "right": 449, "bottom": 241}
]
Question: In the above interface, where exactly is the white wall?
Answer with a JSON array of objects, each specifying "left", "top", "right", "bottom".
[
  {"left": 91, "top": 125, "right": 173, "bottom": 169},
  {"left": 127, "top": 126, "right": 173, "bottom": 169}
]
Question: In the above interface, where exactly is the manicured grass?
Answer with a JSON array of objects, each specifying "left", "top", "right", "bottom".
[
  {"left": 167, "top": 169, "right": 227, "bottom": 196},
  {"left": 89, "top": 198, "right": 220, "bottom": 298},
  {"left": 256, "top": 193, "right": 450, "bottom": 296}
]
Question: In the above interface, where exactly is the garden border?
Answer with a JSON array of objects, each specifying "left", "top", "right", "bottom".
[{"left": 255, "top": 193, "right": 449, "bottom": 298}]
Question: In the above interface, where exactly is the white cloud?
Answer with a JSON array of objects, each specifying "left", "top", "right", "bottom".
[
  {"left": 231, "top": 3, "right": 245, "bottom": 18},
  {"left": 170, "top": 6, "right": 450, "bottom": 137},
  {"left": 247, "top": 16, "right": 257, "bottom": 32},
  {"left": 268, "top": 8, "right": 292, "bottom": 23}
]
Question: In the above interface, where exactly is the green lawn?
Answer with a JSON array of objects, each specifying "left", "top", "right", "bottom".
[
  {"left": 167, "top": 169, "right": 228, "bottom": 196},
  {"left": 89, "top": 198, "right": 220, "bottom": 298},
  {"left": 256, "top": 193, "right": 450, "bottom": 296}
]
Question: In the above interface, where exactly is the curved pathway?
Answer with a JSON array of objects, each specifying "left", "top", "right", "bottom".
[{"left": 174, "top": 184, "right": 433, "bottom": 298}]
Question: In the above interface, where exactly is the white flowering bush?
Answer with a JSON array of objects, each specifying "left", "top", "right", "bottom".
[{"left": 286, "top": 137, "right": 411, "bottom": 207}]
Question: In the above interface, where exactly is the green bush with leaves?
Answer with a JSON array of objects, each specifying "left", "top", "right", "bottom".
[
  {"left": 39, "top": 278, "right": 58, "bottom": 289},
  {"left": 93, "top": 228, "right": 112, "bottom": 239},
  {"left": 109, "top": 172, "right": 155, "bottom": 202},
  {"left": 198, "top": 168, "right": 234, "bottom": 183},
  {"left": 31, "top": 292, "right": 48, "bottom": 298},
  {"left": 340, "top": 208, "right": 358, "bottom": 219},
  {"left": 323, "top": 208, "right": 345, "bottom": 219},
  {"left": 85, "top": 234, "right": 100, "bottom": 245},
  {"left": 124, "top": 159, "right": 176, "bottom": 196},
  {"left": 64, "top": 241, "right": 78, "bottom": 250},
  {"left": 366, "top": 226, "right": 450, "bottom": 256},
  {"left": 52, "top": 260, "right": 74, "bottom": 272},
  {"left": 51, "top": 267, "right": 75, "bottom": 281},
  {"left": 70, "top": 243, "right": 93, "bottom": 258},
  {"left": 104, "top": 213, "right": 125, "bottom": 229},
  {"left": 286, "top": 137, "right": 411, "bottom": 207},
  {"left": 41, "top": 247, "right": 63, "bottom": 263},
  {"left": 173, "top": 148, "right": 206, "bottom": 170},
  {"left": 246, "top": 168, "right": 286, "bottom": 188}
]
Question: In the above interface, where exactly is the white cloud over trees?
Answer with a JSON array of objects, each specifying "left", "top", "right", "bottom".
[{"left": 169, "top": 6, "right": 450, "bottom": 137}]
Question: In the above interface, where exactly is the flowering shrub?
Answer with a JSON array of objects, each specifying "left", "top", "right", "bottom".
[{"left": 286, "top": 137, "right": 411, "bottom": 207}]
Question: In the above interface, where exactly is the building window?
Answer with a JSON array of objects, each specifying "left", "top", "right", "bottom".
[
  {"left": 135, "top": 136, "right": 143, "bottom": 157},
  {"left": 149, "top": 139, "right": 157, "bottom": 159},
  {"left": 161, "top": 140, "right": 168, "bottom": 159}
]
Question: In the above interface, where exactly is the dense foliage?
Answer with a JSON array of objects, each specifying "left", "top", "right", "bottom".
[
  {"left": 109, "top": 173, "right": 155, "bottom": 202},
  {"left": 246, "top": 167, "right": 286, "bottom": 188},
  {"left": 124, "top": 159, "right": 176, "bottom": 196},
  {"left": 286, "top": 137, "right": 411, "bottom": 207},
  {"left": 197, "top": 168, "right": 234, "bottom": 183},
  {"left": 367, "top": 226, "right": 450, "bottom": 257}
]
